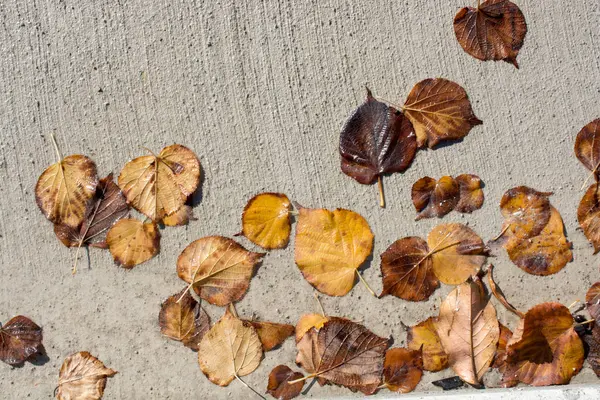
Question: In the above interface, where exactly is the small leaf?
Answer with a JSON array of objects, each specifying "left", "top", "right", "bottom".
[
  {"left": 487, "top": 264, "right": 524, "bottom": 318},
  {"left": 499, "top": 186, "right": 552, "bottom": 240},
  {"left": 411, "top": 176, "right": 459, "bottom": 220},
  {"left": 455, "top": 174, "right": 484, "bottom": 213},
  {"left": 403, "top": 78, "right": 482, "bottom": 148},
  {"left": 295, "top": 313, "right": 328, "bottom": 342},
  {"left": 106, "top": 218, "right": 160, "bottom": 268},
  {"left": 56, "top": 351, "right": 117, "bottom": 400},
  {"left": 162, "top": 205, "right": 196, "bottom": 227},
  {"left": 158, "top": 289, "right": 210, "bottom": 350},
  {"left": 574, "top": 119, "right": 600, "bottom": 178},
  {"left": 0, "top": 316, "right": 43, "bottom": 365},
  {"left": 247, "top": 320, "right": 294, "bottom": 351},
  {"left": 241, "top": 192, "right": 291, "bottom": 249},
  {"left": 266, "top": 365, "right": 304, "bottom": 400},
  {"left": 177, "top": 236, "right": 265, "bottom": 306},
  {"left": 586, "top": 282, "right": 600, "bottom": 323},
  {"left": 454, "top": 0, "right": 527, "bottom": 68},
  {"left": 198, "top": 309, "right": 263, "bottom": 386},
  {"left": 491, "top": 323, "right": 513, "bottom": 370},
  {"left": 578, "top": 183, "right": 600, "bottom": 253},
  {"left": 382, "top": 348, "right": 423, "bottom": 393},
  {"left": 431, "top": 376, "right": 464, "bottom": 390},
  {"left": 407, "top": 317, "right": 448, "bottom": 372}
]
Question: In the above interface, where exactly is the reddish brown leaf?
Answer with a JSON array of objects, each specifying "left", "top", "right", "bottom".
[
  {"left": 411, "top": 176, "right": 459, "bottom": 220},
  {"left": 583, "top": 327, "right": 600, "bottom": 378},
  {"left": 574, "top": 119, "right": 600, "bottom": 178},
  {"left": 454, "top": 0, "right": 527, "bottom": 68},
  {"left": 158, "top": 289, "right": 210, "bottom": 350},
  {"left": 487, "top": 264, "right": 524, "bottom": 318},
  {"left": 492, "top": 323, "right": 513, "bottom": 370},
  {"left": 455, "top": 174, "right": 484, "bottom": 213},
  {"left": 578, "top": 183, "right": 600, "bottom": 254},
  {"left": 247, "top": 321, "right": 294, "bottom": 351},
  {"left": 382, "top": 348, "right": 423, "bottom": 393},
  {"left": 586, "top": 282, "right": 600, "bottom": 322},
  {"left": 407, "top": 317, "right": 448, "bottom": 372},
  {"left": 0, "top": 316, "right": 43, "bottom": 365},
  {"left": 266, "top": 365, "right": 304, "bottom": 400}
]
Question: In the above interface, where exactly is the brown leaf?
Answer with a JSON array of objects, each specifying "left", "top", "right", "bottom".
[
  {"left": 177, "top": 236, "right": 265, "bottom": 306},
  {"left": 241, "top": 192, "right": 291, "bottom": 249},
  {"left": 158, "top": 289, "right": 210, "bottom": 350},
  {"left": 492, "top": 323, "right": 513, "bottom": 370},
  {"left": 106, "top": 218, "right": 160, "bottom": 268},
  {"left": 247, "top": 321, "right": 294, "bottom": 351},
  {"left": 455, "top": 174, "right": 484, "bottom": 213},
  {"left": 54, "top": 174, "right": 129, "bottom": 248},
  {"left": 198, "top": 309, "right": 263, "bottom": 386},
  {"left": 411, "top": 176, "right": 459, "bottom": 220},
  {"left": 582, "top": 327, "right": 600, "bottom": 378},
  {"left": 407, "top": 317, "right": 448, "bottom": 372},
  {"left": 266, "top": 365, "right": 304, "bottom": 400},
  {"left": 436, "top": 278, "right": 499, "bottom": 386},
  {"left": 487, "top": 264, "right": 524, "bottom": 318},
  {"left": 56, "top": 351, "right": 117, "bottom": 400},
  {"left": 454, "top": 0, "right": 527, "bottom": 68},
  {"left": 162, "top": 205, "right": 196, "bottom": 227},
  {"left": 339, "top": 88, "right": 417, "bottom": 185},
  {"left": 578, "top": 183, "right": 600, "bottom": 254},
  {"left": 295, "top": 314, "right": 328, "bottom": 342},
  {"left": 574, "top": 119, "right": 600, "bottom": 179},
  {"left": 403, "top": 78, "right": 482, "bottom": 148},
  {"left": 294, "top": 207, "right": 374, "bottom": 296},
  {"left": 118, "top": 144, "right": 200, "bottom": 221},
  {"left": 36, "top": 154, "right": 98, "bottom": 228},
  {"left": 295, "top": 317, "right": 389, "bottom": 394},
  {"left": 502, "top": 302, "right": 584, "bottom": 387},
  {"left": 499, "top": 186, "right": 552, "bottom": 240},
  {"left": 379, "top": 237, "right": 439, "bottom": 301},
  {"left": 586, "top": 281, "right": 600, "bottom": 322},
  {"left": 382, "top": 348, "right": 423, "bottom": 393},
  {"left": 0, "top": 316, "right": 43, "bottom": 365}
]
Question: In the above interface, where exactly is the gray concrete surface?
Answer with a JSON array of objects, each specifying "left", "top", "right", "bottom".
[{"left": 1, "top": 0, "right": 599, "bottom": 398}]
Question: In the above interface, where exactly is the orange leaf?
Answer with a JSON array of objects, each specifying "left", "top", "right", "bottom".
[
  {"left": 455, "top": 174, "right": 484, "bottom": 213},
  {"left": 266, "top": 365, "right": 304, "bottom": 400},
  {"left": 407, "top": 317, "right": 448, "bottom": 372},
  {"left": 158, "top": 290, "right": 210, "bottom": 350},
  {"left": 295, "top": 313, "right": 328, "bottom": 342},
  {"left": 574, "top": 119, "right": 600, "bottom": 178},
  {"left": 578, "top": 183, "right": 600, "bottom": 254},
  {"left": 382, "top": 348, "right": 423, "bottom": 393},
  {"left": 241, "top": 192, "right": 291, "bottom": 249},
  {"left": 162, "top": 205, "right": 196, "bottom": 227},
  {"left": 247, "top": 320, "right": 294, "bottom": 351},
  {"left": 491, "top": 323, "right": 513, "bottom": 370},
  {"left": 106, "top": 218, "right": 160, "bottom": 268},
  {"left": 499, "top": 186, "right": 552, "bottom": 240}
]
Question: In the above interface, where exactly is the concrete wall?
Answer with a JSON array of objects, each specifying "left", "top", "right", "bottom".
[{"left": 1, "top": 0, "right": 599, "bottom": 398}]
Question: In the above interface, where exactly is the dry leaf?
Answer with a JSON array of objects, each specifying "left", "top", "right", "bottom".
[
  {"left": 586, "top": 282, "right": 600, "bottom": 322},
  {"left": 294, "top": 207, "right": 374, "bottom": 296},
  {"left": 454, "top": 0, "right": 527, "bottom": 68},
  {"left": 56, "top": 351, "right": 117, "bottom": 400},
  {"left": 428, "top": 223, "right": 487, "bottom": 285},
  {"left": 583, "top": 327, "right": 600, "bottom": 378},
  {"left": 402, "top": 78, "right": 482, "bottom": 148},
  {"left": 379, "top": 237, "right": 439, "bottom": 301},
  {"left": 266, "top": 365, "right": 304, "bottom": 400},
  {"left": 578, "top": 183, "right": 600, "bottom": 253},
  {"left": 106, "top": 218, "right": 160, "bottom": 268},
  {"left": 0, "top": 316, "right": 43, "bottom": 365},
  {"left": 436, "top": 279, "right": 499, "bottom": 386},
  {"left": 295, "top": 313, "right": 328, "bottom": 342},
  {"left": 118, "top": 144, "right": 200, "bottom": 221},
  {"left": 411, "top": 176, "right": 459, "bottom": 220},
  {"left": 241, "top": 193, "right": 291, "bottom": 249},
  {"left": 492, "top": 323, "right": 513, "bottom": 370},
  {"left": 54, "top": 174, "right": 129, "bottom": 249},
  {"left": 36, "top": 154, "right": 98, "bottom": 228},
  {"left": 198, "top": 309, "right": 263, "bottom": 386},
  {"left": 499, "top": 186, "right": 552, "bottom": 240},
  {"left": 177, "top": 236, "right": 265, "bottom": 306},
  {"left": 162, "top": 205, "right": 195, "bottom": 227},
  {"left": 407, "top": 317, "right": 448, "bottom": 372},
  {"left": 247, "top": 320, "right": 294, "bottom": 351},
  {"left": 158, "top": 289, "right": 210, "bottom": 350},
  {"left": 295, "top": 317, "right": 389, "bottom": 394},
  {"left": 487, "top": 264, "right": 524, "bottom": 318},
  {"left": 574, "top": 119, "right": 600, "bottom": 179},
  {"left": 502, "top": 302, "right": 584, "bottom": 387},
  {"left": 455, "top": 174, "right": 484, "bottom": 213},
  {"left": 382, "top": 348, "right": 423, "bottom": 393}
]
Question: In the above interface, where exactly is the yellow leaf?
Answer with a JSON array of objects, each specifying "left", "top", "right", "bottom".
[
  {"left": 407, "top": 317, "right": 448, "bottom": 372},
  {"left": 241, "top": 192, "right": 291, "bottom": 249},
  {"left": 295, "top": 313, "right": 328, "bottom": 342},
  {"left": 106, "top": 218, "right": 160, "bottom": 268},
  {"left": 162, "top": 205, "right": 195, "bottom": 227}
]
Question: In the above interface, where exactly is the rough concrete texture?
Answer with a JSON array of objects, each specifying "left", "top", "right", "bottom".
[{"left": 1, "top": 0, "right": 600, "bottom": 398}]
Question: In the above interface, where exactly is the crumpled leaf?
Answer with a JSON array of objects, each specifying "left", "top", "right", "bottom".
[
  {"left": 118, "top": 144, "right": 200, "bottom": 221},
  {"left": 492, "top": 323, "right": 513, "bottom": 370},
  {"left": 582, "top": 327, "right": 600, "bottom": 378},
  {"left": 454, "top": 0, "right": 527, "bottom": 68},
  {"left": 407, "top": 317, "right": 448, "bottom": 372},
  {"left": 246, "top": 320, "right": 294, "bottom": 351},
  {"left": 455, "top": 174, "right": 484, "bottom": 213},
  {"left": 502, "top": 302, "right": 584, "bottom": 387},
  {"left": 402, "top": 78, "right": 482, "bottom": 148},
  {"left": 436, "top": 278, "right": 499, "bottom": 386},
  {"left": 106, "top": 218, "right": 160, "bottom": 268},
  {"left": 54, "top": 174, "right": 129, "bottom": 249},
  {"left": 428, "top": 223, "right": 487, "bottom": 285},
  {"left": 339, "top": 88, "right": 417, "bottom": 185},
  {"left": 487, "top": 264, "right": 524, "bottom": 318},
  {"left": 379, "top": 237, "right": 439, "bottom": 301},
  {"left": 499, "top": 186, "right": 552, "bottom": 240},
  {"left": 0, "top": 316, "right": 43, "bottom": 365},
  {"left": 382, "top": 348, "right": 423, "bottom": 393},
  {"left": 295, "top": 314, "right": 328, "bottom": 342},
  {"left": 162, "top": 205, "right": 196, "bottom": 227},
  {"left": 36, "top": 154, "right": 98, "bottom": 228},
  {"left": 266, "top": 365, "right": 304, "bottom": 400},
  {"left": 295, "top": 316, "right": 389, "bottom": 394},
  {"left": 505, "top": 206, "right": 572, "bottom": 276},
  {"left": 574, "top": 119, "right": 600, "bottom": 179},
  {"left": 586, "top": 282, "right": 600, "bottom": 322},
  {"left": 177, "top": 236, "right": 265, "bottom": 306},
  {"left": 411, "top": 176, "right": 459, "bottom": 220},
  {"left": 158, "top": 289, "right": 210, "bottom": 350},
  {"left": 241, "top": 192, "right": 291, "bottom": 249},
  {"left": 294, "top": 207, "right": 374, "bottom": 296},
  {"left": 578, "top": 183, "right": 600, "bottom": 254},
  {"left": 56, "top": 351, "right": 117, "bottom": 400},
  {"left": 198, "top": 309, "right": 263, "bottom": 386}
]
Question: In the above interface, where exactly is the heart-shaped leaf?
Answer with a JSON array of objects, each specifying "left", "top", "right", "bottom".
[
  {"left": 0, "top": 316, "right": 43, "bottom": 365},
  {"left": 106, "top": 218, "right": 160, "bottom": 268},
  {"left": 158, "top": 289, "right": 210, "bottom": 350},
  {"left": 56, "top": 351, "right": 117, "bottom": 400},
  {"left": 241, "top": 192, "right": 291, "bottom": 249}
]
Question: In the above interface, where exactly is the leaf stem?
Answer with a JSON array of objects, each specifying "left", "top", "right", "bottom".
[
  {"left": 72, "top": 244, "right": 82, "bottom": 275},
  {"left": 490, "top": 224, "right": 510, "bottom": 242},
  {"left": 574, "top": 319, "right": 595, "bottom": 327},
  {"left": 581, "top": 162, "right": 600, "bottom": 190},
  {"left": 568, "top": 300, "right": 580, "bottom": 310},
  {"left": 356, "top": 270, "right": 377, "bottom": 297},
  {"left": 229, "top": 303, "right": 239, "bottom": 318},
  {"left": 377, "top": 176, "right": 385, "bottom": 208},
  {"left": 50, "top": 132, "right": 63, "bottom": 163},
  {"left": 235, "top": 374, "right": 266, "bottom": 399},
  {"left": 288, "top": 373, "right": 317, "bottom": 384},
  {"left": 313, "top": 292, "right": 326, "bottom": 317}
]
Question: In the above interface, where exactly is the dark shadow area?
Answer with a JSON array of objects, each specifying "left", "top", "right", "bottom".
[
  {"left": 29, "top": 345, "right": 50, "bottom": 366},
  {"left": 188, "top": 163, "right": 205, "bottom": 207}
]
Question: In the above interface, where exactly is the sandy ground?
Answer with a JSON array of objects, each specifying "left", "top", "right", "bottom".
[{"left": 1, "top": 0, "right": 600, "bottom": 398}]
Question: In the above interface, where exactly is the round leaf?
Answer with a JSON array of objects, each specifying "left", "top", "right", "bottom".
[
  {"left": 106, "top": 218, "right": 160, "bottom": 268},
  {"left": 411, "top": 176, "right": 459, "bottom": 220},
  {"left": 499, "top": 186, "right": 552, "bottom": 240},
  {"left": 574, "top": 119, "right": 600, "bottom": 176},
  {"left": 241, "top": 192, "right": 291, "bottom": 249},
  {"left": 383, "top": 348, "right": 423, "bottom": 393}
]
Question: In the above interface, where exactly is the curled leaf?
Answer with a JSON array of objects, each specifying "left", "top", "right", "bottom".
[
  {"left": 487, "top": 264, "right": 524, "bottom": 318},
  {"left": 492, "top": 323, "right": 513, "bottom": 370},
  {"left": 402, "top": 78, "right": 482, "bottom": 148},
  {"left": 294, "top": 207, "right": 374, "bottom": 296},
  {"left": 177, "top": 236, "right": 265, "bottom": 306},
  {"left": 241, "top": 192, "right": 291, "bottom": 249},
  {"left": 574, "top": 119, "right": 600, "bottom": 178},
  {"left": 578, "top": 183, "right": 600, "bottom": 253},
  {"left": 162, "top": 205, "right": 195, "bottom": 227},
  {"left": 455, "top": 174, "right": 484, "bottom": 213},
  {"left": 407, "top": 317, "right": 448, "bottom": 372},
  {"left": 411, "top": 176, "right": 459, "bottom": 220},
  {"left": 454, "top": 0, "right": 527, "bottom": 68},
  {"left": 0, "top": 316, "right": 43, "bottom": 365},
  {"left": 499, "top": 186, "right": 552, "bottom": 240},
  {"left": 247, "top": 320, "right": 294, "bottom": 351},
  {"left": 295, "top": 313, "right": 328, "bottom": 342},
  {"left": 586, "top": 282, "right": 600, "bottom": 322},
  {"left": 382, "top": 348, "right": 423, "bottom": 393},
  {"left": 36, "top": 154, "right": 98, "bottom": 228},
  {"left": 56, "top": 351, "right": 117, "bottom": 400},
  {"left": 106, "top": 218, "right": 160, "bottom": 268},
  {"left": 266, "top": 365, "right": 304, "bottom": 400},
  {"left": 158, "top": 290, "right": 210, "bottom": 350}
]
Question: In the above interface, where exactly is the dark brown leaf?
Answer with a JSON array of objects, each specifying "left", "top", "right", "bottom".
[
  {"left": 266, "top": 365, "right": 304, "bottom": 400},
  {"left": 586, "top": 282, "right": 600, "bottom": 323},
  {"left": 583, "top": 327, "right": 600, "bottom": 378},
  {"left": 0, "top": 316, "right": 43, "bottom": 365},
  {"left": 455, "top": 174, "right": 484, "bottom": 213},
  {"left": 411, "top": 176, "right": 459, "bottom": 220},
  {"left": 574, "top": 119, "right": 600, "bottom": 179}
]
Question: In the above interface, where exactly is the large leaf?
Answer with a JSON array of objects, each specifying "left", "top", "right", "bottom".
[
  {"left": 436, "top": 279, "right": 499, "bottom": 386},
  {"left": 295, "top": 317, "right": 389, "bottom": 394},
  {"left": 241, "top": 192, "right": 291, "bottom": 249},
  {"left": 0, "top": 316, "right": 43, "bottom": 365},
  {"left": 574, "top": 119, "right": 600, "bottom": 178},
  {"left": 402, "top": 78, "right": 482, "bottom": 148},
  {"left": 407, "top": 317, "right": 448, "bottom": 372},
  {"left": 578, "top": 183, "right": 600, "bottom": 253},
  {"left": 158, "top": 289, "right": 210, "bottom": 350},
  {"left": 56, "top": 351, "right": 117, "bottom": 400},
  {"left": 177, "top": 236, "right": 265, "bottom": 306},
  {"left": 106, "top": 218, "right": 160, "bottom": 268}
]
